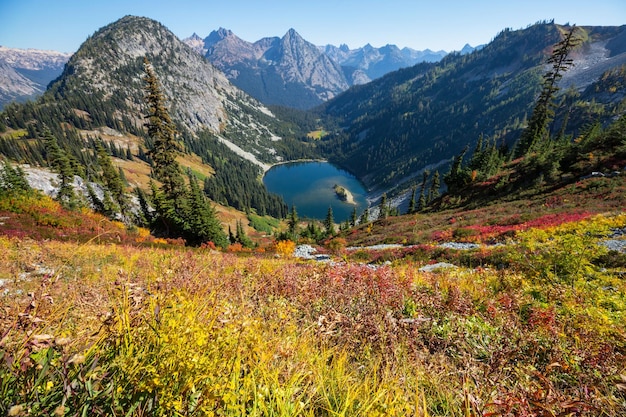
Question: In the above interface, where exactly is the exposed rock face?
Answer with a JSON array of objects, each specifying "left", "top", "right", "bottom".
[
  {"left": 0, "top": 46, "right": 70, "bottom": 108},
  {"left": 195, "top": 28, "right": 348, "bottom": 109},
  {"left": 49, "top": 16, "right": 284, "bottom": 167},
  {"left": 0, "top": 61, "right": 41, "bottom": 102},
  {"left": 184, "top": 29, "right": 449, "bottom": 108}
]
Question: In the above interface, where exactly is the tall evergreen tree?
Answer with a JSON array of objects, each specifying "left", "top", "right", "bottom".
[
  {"left": 235, "top": 219, "right": 254, "bottom": 248},
  {"left": 324, "top": 206, "right": 335, "bottom": 237},
  {"left": 429, "top": 170, "right": 441, "bottom": 201},
  {"left": 444, "top": 146, "right": 469, "bottom": 193},
  {"left": 143, "top": 57, "right": 187, "bottom": 210},
  {"left": 143, "top": 57, "right": 190, "bottom": 238},
  {"left": 379, "top": 193, "right": 389, "bottom": 219},
  {"left": 96, "top": 141, "right": 128, "bottom": 215},
  {"left": 350, "top": 206, "right": 358, "bottom": 227},
  {"left": 359, "top": 208, "right": 370, "bottom": 224},
  {"left": 0, "top": 162, "right": 31, "bottom": 195},
  {"left": 135, "top": 186, "right": 152, "bottom": 227},
  {"left": 407, "top": 186, "right": 417, "bottom": 214},
  {"left": 44, "top": 130, "right": 77, "bottom": 208},
  {"left": 287, "top": 205, "right": 299, "bottom": 240},
  {"left": 185, "top": 172, "right": 228, "bottom": 247},
  {"left": 418, "top": 171, "right": 429, "bottom": 211},
  {"left": 515, "top": 26, "right": 581, "bottom": 157}
]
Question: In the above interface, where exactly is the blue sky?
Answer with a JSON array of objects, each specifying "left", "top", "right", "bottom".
[{"left": 1, "top": 0, "right": 624, "bottom": 53}]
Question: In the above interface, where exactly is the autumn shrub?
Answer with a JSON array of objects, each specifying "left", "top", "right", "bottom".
[
  {"left": 452, "top": 226, "right": 480, "bottom": 241},
  {"left": 509, "top": 213, "right": 623, "bottom": 287},
  {"left": 227, "top": 242, "right": 244, "bottom": 252},
  {"left": 327, "top": 237, "right": 347, "bottom": 254},
  {"left": 274, "top": 239, "right": 295, "bottom": 257}
]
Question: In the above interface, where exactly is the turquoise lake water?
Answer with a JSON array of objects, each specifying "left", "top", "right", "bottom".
[{"left": 263, "top": 161, "right": 368, "bottom": 222}]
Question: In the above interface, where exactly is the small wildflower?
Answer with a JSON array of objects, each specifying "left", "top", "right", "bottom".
[
  {"left": 8, "top": 404, "right": 24, "bottom": 416},
  {"left": 68, "top": 354, "right": 85, "bottom": 365},
  {"left": 55, "top": 337, "right": 72, "bottom": 346}
]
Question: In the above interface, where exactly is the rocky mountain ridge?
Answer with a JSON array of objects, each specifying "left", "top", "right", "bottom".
[
  {"left": 1, "top": 28, "right": 450, "bottom": 112},
  {"left": 321, "top": 42, "right": 448, "bottom": 84},
  {"left": 0, "top": 46, "right": 70, "bottom": 109},
  {"left": 187, "top": 27, "right": 348, "bottom": 109},
  {"left": 50, "top": 16, "right": 289, "bottom": 168},
  {"left": 318, "top": 23, "right": 626, "bottom": 191},
  {"left": 184, "top": 29, "right": 450, "bottom": 109}
]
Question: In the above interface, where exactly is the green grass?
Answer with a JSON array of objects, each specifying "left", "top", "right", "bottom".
[{"left": 248, "top": 212, "right": 281, "bottom": 234}]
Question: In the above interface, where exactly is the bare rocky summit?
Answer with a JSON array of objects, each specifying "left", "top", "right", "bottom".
[{"left": 49, "top": 16, "right": 285, "bottom": 168}]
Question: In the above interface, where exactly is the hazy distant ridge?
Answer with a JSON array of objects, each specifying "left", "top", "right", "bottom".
[{"left": 0, "top": 46, "right": 70, "bottom": 108}]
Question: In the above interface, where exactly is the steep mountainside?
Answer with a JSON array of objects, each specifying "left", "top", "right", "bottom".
[
  {"left": 41, "top": 16, "right": 301, "bottom": 167},
  {"left": 322, "top": 43, "right": 447, "bottom": 85},
  {"left": 0, "top": 16, "right": 320, "bottom": 219},
  {"left": 194, "top": 28, "right": 348, "bottom": 110},
  {"left": 0, "top": 46, "right": 70, "bottom": 109},
  {"left": 185, "top": 29, "right": 448, "bottom": 110},
  {"left": 318, "top": 23, "right": 626, "bottom": 191}
]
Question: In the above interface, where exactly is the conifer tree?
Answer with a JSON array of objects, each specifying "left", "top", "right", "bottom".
[
  {"left": 143, "top": 57, "right": 191, "bottom": 238},
  {"left": 96, "top": 141, "right": 128, "bottom": 215},
  {"left": 324, "top": 206, "right": 335, "bottom": 237},
  {"left": 0, "top": 162, "right": 31, "bottom": 195},
  {"left": 350, "top": 206, "right": 358, "bottom": 227},
  {"left": 186, "top": 172, "right": 228, "bottom": 248},
  {"left": 228, "top": 226, "right": 236, "bottom": 244},
  {"left": 407, "top": 186, "right": 417, "bottom": 214},
  {"left": 429, "top": 170, "right": 440, "bottom": 201},
  {"left": 379, "top": 193, "right": 389, "bottom": 219},
  {"left": 44, "top": 130, "right": 77, "bottom": 208},
  {"left": 86, "top": 183, "right": 105, "bottom": 213},
  {"left": 135, "top": 186, "right": 152, "bottom": 227},
  {"left": 444, "top": 146, "right": 469, "bottom": 193},
  {"left": 143, "top": 59, "right": 183, "bottom": 188},
  {"left": 514, "top": 26, "right": 581, "bottom": 157},
  {"left": 235, "top": 219, "right": 253, "bottom": 248},
  {"left": 418, "top": 171, "right": 429, "bottom": 211},
  {"left": 359, "top": 208, "right": 370, "bottom": 224},
  {"left": 287, "top": 205, "right": 299, "bottom": 240}
]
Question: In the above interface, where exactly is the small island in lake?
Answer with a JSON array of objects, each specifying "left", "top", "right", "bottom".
[{"left": 333, "top": 184, "right": 356, "bottom": 205}]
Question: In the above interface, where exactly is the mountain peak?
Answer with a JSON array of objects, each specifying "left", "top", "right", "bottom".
[
  {"left": 59, "top": 15, "right": 256, "bottom": 135},
  {"left": 205, "top": 27, "right": 237, "bottom": 47},
  {"left": 283, "top": 28, "right": 303, "bottom": 42}
]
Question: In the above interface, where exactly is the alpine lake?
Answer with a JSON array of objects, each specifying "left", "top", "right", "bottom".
[{"left": 263, "top": 161, "right": 368, "bottom": 223}]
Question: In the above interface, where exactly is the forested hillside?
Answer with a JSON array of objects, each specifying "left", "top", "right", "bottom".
[
  {"left": 317, "top": 22, "right": 626, "bottom": 191},
  {"left": 0, "top": 16, "right": 318, "bottom": 225}
]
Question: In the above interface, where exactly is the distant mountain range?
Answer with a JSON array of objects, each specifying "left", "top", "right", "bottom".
[
  {"left": 183, "top": 29, "right": 452, "bottom": 109},
  {"left": 1, "top": 30, "right": 452, "bottom": 111},
  {"left": 321, "top": 43, "right": 449, "bottom": 84},
  {"left": 0, "top": 46, "right": 70, "bottom": 109}
]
